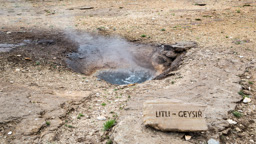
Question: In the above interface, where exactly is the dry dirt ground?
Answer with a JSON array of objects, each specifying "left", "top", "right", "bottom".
[{"left": 0, "top": 0, "right": 256, "bottom": 144}]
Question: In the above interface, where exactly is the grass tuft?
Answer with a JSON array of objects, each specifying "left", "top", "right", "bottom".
[
  {"left": 233, "top": 111, "right": 242, "bottom": 118},
  {"left": 103, "top": 120, "right": 116, "bottom": 131}
]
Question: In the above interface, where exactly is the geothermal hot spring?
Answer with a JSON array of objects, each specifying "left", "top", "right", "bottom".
[{"left": 65, "top": 32, "right": 157, "bottom": 85}]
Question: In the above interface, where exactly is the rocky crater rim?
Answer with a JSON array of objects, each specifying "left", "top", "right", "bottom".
[{"left": 65, "top": 33, "right": 198, "bottom": 84}]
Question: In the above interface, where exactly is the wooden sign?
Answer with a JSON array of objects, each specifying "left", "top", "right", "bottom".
[{"left": 143, "top": 100, "right": 207, "bottom": 132}]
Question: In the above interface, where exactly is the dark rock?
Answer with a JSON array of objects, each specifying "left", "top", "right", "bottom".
[
  {"left": 79, "top": 7, "right": 94, "bottom": 10},
  {"left": 172, "top": 41, "right": 197, "bottom": 52},
  {"left": 165, "top": 51, "right": 177, "bottom": 58},
  {"left": 156, "top": 56, "right": 167, "bottom": 64},
  {"left": 37, "top": 39, "right": 55, "bottom": 45},
  {"left": 162, "top": 45, "right": 173, "bottom": 51}
]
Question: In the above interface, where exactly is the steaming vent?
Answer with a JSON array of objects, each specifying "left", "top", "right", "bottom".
[
  {"left": 65, "top": 32, "right": 157, "bottom": 85},
  {"left": 65, "top": 32, "right": 197, "bottom": 85}
]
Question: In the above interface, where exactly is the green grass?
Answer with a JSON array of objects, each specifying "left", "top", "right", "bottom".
[
  {"left": 233, "top": 111, "right": 242, "bottom": 118},
  {"left": 141, "top": 34, "right": 146, "bottom": 38},
  {"left": 77, "top": 113, "right": 85, "bottom": 119},
  {"left": 101, "top": 103, "right": 106, "bottom": 106},
  {"left": 161, "top": 28, "right": 166, "bottom": 31},
  {"left": 237, "top": 10, "right": 241, "bottom": 13},
  {"left": 103, "top": 120, "right": 116, "bottom": 131},
  {"left": 243, "top": 4, "right": 251, "bottom": 7},
  {"left": 106, "top": 139, "right": 113, "bottom": 144},
  {"left": 248, "top": 81, "right": 254, "bottom": 85},
  {"left": 35, "top": 61, "right": 40, "bottom": 65},
  {"left": 238, "top": 90, "right": 249, "bottom": 98},
  {"left": 65, "top": 124, "right": 75, "bottom": 128},
  {"left": 46, "top": 121, "right": 50, "bottom": 126}
]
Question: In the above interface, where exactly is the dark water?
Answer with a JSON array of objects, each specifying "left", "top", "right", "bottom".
[{"left": 96, "top": 69, "right": 154, "bottom": 85}]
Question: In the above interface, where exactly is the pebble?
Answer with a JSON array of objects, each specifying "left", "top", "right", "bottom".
[
  {"left": 227, "top": 119, "right": 237, "bottom": 125},
  {"left": 250, "top": 140, "right": 254, "bottom": 143},
  {"left": 235, "top": 127, "right": 241, "bottom": 132},
  {"left": 8, "top": 131, "right": 12, "bottom": 135},
  {"left": 207, "top": 138, "right": 219, "bottom": 144},
  {"left": 243, "top": 97, "right": 251, "bottom": 103},
  {"left": 185, "top": 135, "right": 191, "bottom": 141},
  {"left": 97, "top": 116, "right": 106, "bottom": 121},
  {"left": 15, "top": 68, "right": 20, "bottom": 72}
]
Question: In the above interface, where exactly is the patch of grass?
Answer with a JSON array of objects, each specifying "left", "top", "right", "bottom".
[
  {"left": 106, "top": 139, "right": 113, "bottom": 144},
  {"left": 233, "top": 111, "right": 242, "bottom": 118},
  {"left": 243, "top": 4, "right": 251, "bottom": 7},
  {"left": 238, "top": 90, "right": 249, "bottom": 98},
  {"left": 141, "top": 34, "right": 146, "bottom": 38},
  {"left": 77, "top": 113, "right": 85, "bottom": 119},
  {"left": 46, "top": 121, "right": 50, "bottom": 126},
  {"left": 128, "top": 95, "right": 131, "bottom": 98},
  {"left": 236, "top": 10, "right": 241, "bottom": 13},
  {"left": 101, "top": 103, "right": 106, "bottom": 106},
  {"left": 97, "top": 27, "right": 106, "bottom": 31},
  {"left": 195, "top": 18, "right": 202, "bottom": 21},
  {"left": 171, "top": 81, "right": 175, "bottom": 84},
  {"left": 35, "top": 61, "right": 40, "bottom": 65},
  {"left": 235, "top": 41, "right": 241, "bottom": 45},
  {"left": 202, "top": 15, "right": 212, "bottom": 18},
  {"left": 65, "top": 124, "right": 75, "bottom": 128},
  {"left": 103, "top": 119, "right": 116, "bottom": 131},
  {"left": 226, "top": 36, "right": 229, "bottom": 38},
  {"left": 249, "top": 81, "right": 254, "bottom": 85},
  {"left": 161, "top": 28, "right": 166, "bottom": 31}
]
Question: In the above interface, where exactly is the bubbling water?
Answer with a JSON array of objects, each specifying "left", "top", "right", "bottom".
[{"left": 96, "top": 69, "right": 154, "bottom": 85}]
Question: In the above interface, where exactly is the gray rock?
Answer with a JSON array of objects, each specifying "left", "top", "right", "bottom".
[{"left": 172, "top": 41, "right": 197, "bottom": 52}]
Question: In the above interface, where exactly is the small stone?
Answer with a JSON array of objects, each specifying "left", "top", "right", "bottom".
[
  {"left": 250, "top": 140, "right": 254, "bottom": 143},
  {"left": 185, "top": 135, "right": 192, "bottom": 141},
  {"left": 235, "top": 127, "right": 241, "bottom": 132},
  {"left": 221, "top": 128, "right": 230, "bottom": 135},
  {"left": 243, "top": 97, "right": 251, "bottom": 103},
  {"left": 6, "top": 31, "right": 11, "bottom": 34},
  {"left": 243, "top": 90, "right": 251, "bottom": 95},
  {"left": 15, "top": 68, "right": 20, "bottom": 72},
  {"left": 97, "top": 116, "right": 106, "bottom": 121},
  {"left": 79, "top": 6, "right": 94, "bottom": 10},
  {"left": 207, "top": 138, "right": 219, "bottom": 144},
  {"left": 8, "top": 131, "right": 12, "bottom": 135},
  {"left": 227, "top": 119, "right": 237, "bottom": 125}
]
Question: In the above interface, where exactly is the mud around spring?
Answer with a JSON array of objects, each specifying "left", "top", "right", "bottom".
[{"left": 0, "top": 0, "right": 256, "bottom": 144}]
